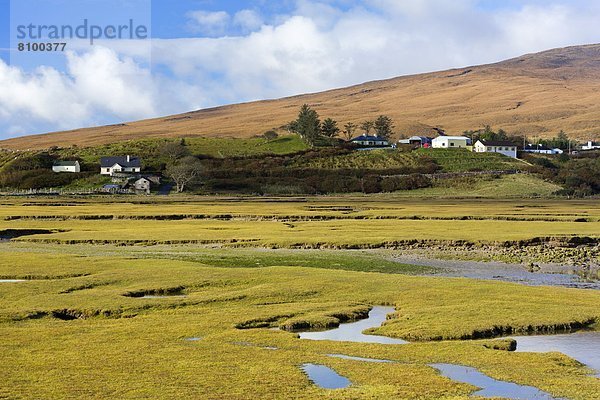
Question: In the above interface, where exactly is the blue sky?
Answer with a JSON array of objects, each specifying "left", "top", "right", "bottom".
[
  {"left": 0, "top": 0, "right": 598, "bottom": 140},
  {"left": 0, "top": 0, "right": 8, "bottom": 64}
]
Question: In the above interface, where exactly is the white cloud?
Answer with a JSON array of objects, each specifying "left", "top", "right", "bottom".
[
  {"left": 186, "top": 10, "right": 230, "bottom": 36},
  {"left": 66, "top": 47, "right": 156, "bottom": 118},
  {"left": 0, "top": 47, "right": 159, "bottom": 136},
  {"left": 147, "top": 0, "right": 600, "bottom": 108},
  {"left": 2, "top": 0, "right": 600, "bottom": 139},
  {"left": 233, "top": 9, "right": 263, "bottom": 32}
]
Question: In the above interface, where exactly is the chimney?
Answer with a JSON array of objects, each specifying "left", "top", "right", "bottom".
[{"left": 127, "top": 155, "right": 130, "bottom": 162}]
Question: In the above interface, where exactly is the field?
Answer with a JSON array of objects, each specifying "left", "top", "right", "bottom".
[
  {"left": 1, "top": 196, "right": 599, "bottom": 399},
  {"left": 290, "top": 148, "right": 525, "bottom": 172},
  {"left": 394, "top": 174, "right": 563, "bottom": 198},
  {"left": 1, "top": 197, "right": 598, "bottom": 246},
  {"left": 54, "top": 135, "right": 309, "bottom": 164}
]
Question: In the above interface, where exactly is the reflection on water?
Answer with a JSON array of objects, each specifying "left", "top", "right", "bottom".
[
  {"left": 432, "top": 363, "right": 560, "bottom": 400},
  {"left": 298, "top": 306, "right": 408, "bottom": 344},
  {"left": 326, "top": 353, "right": 392, "bottom": 363},
  {"left": 301, "top": 363, "right": 351, "bottom": 389},
  {"left": 511, "top": 331, "right": 600, "bottom": 377}
]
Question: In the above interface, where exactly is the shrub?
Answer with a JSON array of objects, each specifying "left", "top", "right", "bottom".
[
  {"left": 381, "top": 175, "right": 432, "bottom": 192},
  {"left": 262, "top": 131, "right": 279, "bottom": 140},
  {"left": 361, "top": 175, "right": 382, "bottom": 193}
]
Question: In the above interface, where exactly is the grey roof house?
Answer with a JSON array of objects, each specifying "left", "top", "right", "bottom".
[
  {"left": 473, "top": 140, "right": 518, "bottom": 158},
  {"left": 100, "top": 156, "right": 141, "bottom": 176}
]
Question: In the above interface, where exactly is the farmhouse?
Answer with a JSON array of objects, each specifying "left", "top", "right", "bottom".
[
  {"left": 100, "top": 156, "right": 141, "bottom": 176},
  {"left": 473, "top": 140, "right": 518, "bottom": 158},
  {"left": 398, "top": 136, "right": 432, "bottom": 147},
  {"left": 432, "top": 136, "right": 470, "bottom": 149},
  {"left": 120, "top": 175, "right": 161, "bottom": 194},
  {"left": 350, "top": 134, "right": 389, "bottom": 148},
  {"left": 52, "top": 161, "right": 80, "bottom": 173},
  {"left": 582, "top": 141, "right": 600, "bottom": 151},
  {"left": 523, "top": 144, "right": 562, "bottom": 155}
]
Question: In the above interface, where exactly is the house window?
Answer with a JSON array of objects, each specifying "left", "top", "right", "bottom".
[
  {"left": 450, "top": 143, "right": 455, "bottom": 147},
  {"left": 487, "top": 147, "right": 492, "bottom": 151}
]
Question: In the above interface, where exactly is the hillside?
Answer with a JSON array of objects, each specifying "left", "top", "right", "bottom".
[{"left": 2, "top": 44, "right": 600, "bottom": 150}]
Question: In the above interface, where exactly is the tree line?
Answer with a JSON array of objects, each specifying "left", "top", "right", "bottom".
[
  {"left": 463, "top": 126, "right": 577, "bottom": 150},
  {"left": 287, "top": 104, "right": 395, "bottom": 146}
]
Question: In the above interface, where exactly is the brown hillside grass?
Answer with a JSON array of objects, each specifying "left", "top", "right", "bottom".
[{"left": 2, "top": 44, "right": 600, "bottom": 150}]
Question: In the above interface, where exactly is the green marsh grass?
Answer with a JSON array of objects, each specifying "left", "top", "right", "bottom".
[
  {"left": 0, "top": 197, "right": 599, "bottom": 399},
  {"left": 0, "top": 248, "right": 599, "bottom": 398}
]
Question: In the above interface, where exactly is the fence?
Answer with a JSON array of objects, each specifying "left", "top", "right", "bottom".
[
  {"left": 0, "top": 188, "right": 135, "bottom": 196},
  {"left": 381, "top": 170, "right": 521, "bottom": 179}
]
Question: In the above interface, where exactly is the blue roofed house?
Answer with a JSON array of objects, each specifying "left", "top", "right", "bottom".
[
  {"left": 350, "top": 134, "right": 389, "bottom": 148},
  {"left": 100, "top": 156, "right": 141, "bottom": 176}
]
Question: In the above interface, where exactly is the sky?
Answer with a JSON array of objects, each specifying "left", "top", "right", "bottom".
[{"left": 0, "top": 0, "right": 599, "bottom": 140}]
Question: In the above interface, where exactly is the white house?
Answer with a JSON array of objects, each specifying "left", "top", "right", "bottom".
[
  {"left": 473, "top": 140, "right": 518, "bottom": 158},
  {"left": 350, "top": 134, "right": 389, "bottom": 147},
  {"left": 432, "top": 136, "right": 470, "bottom": 149},
  {"left": 52, "top": 161, "right": 80, "bottom": 173},
  {"left": 100, "top": 156, "right": 141, "bottom": 176},
  {"left": 523, "top": 144, "right": 563, "bottom": 155},
  {"left": 582, "top": 141, "right": 600, "bottom": 151}
]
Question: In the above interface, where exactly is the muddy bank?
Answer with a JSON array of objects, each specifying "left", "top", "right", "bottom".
[
  {"left": 393, "top": 254, "right": 600, "bottom": 290},
  {"left": 4, "top": 213, "right": 595, "bottom": 222},
  {"left": 0, "top": 229, "right": 60, "bottom": 240},
  {"left": 388, "top": 241, "right": 599, "bottom": 269}
]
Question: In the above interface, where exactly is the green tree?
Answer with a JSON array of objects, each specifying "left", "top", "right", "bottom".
[
  {"left": 539, "top": 131, "right": 573, "bottom": 150},
  {"left": 554, "top": 131, "right": 570, "bottom": 149},
  {"left": 342, "top": 122, "right": 358, "bottom": 141},
  {"left": 286, "top": 121, "right": 298, "bottom": 133},
  {"left": 290, "top": 104, "right": 321, "bottom": 146},
  {"left": 479, "top": 125, "right": 495, "bottom": 141},
  {"left": 496, "top": 129, "right": 508, "bottom": 140},
  {"left": 373, "top": 115, "right": 394, "bottom": 139},
  {"left": 468, "top": 125, "right": 509, "bottom": 143},
  {"left": 160, "top": 141, "right": 190, "bottom": 165},
  {"left": 360, "top": 121, "right": 374, "bottom": 135},
  {"left": 321, "top": 118, "right": 340, "bottom": 138},
  {"left": 165, "top": 156, "right": 204, "bottom": 193}
]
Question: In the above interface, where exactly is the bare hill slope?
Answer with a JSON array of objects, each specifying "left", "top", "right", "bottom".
[{"left": 2, "top": 44, "right": 600, "bottom": 150}]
